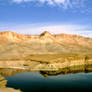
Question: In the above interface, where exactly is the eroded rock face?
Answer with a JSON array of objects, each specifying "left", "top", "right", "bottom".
[
  {"left": 0, "top": 75, "right": 7, "bottom": 88},
  {"left": 0, "top": 31, "right": 92, "bottom": 60},
  {"left": 0, "top": 31, "right": 92, "bottom": 47},
  {"left": 0, "top": 31, "right": 30, "bottom": 43},
  {"left": 0, "top": 73, "right": 21, "bottom": 92},
  {"left": 0, "top": 55, "right": 92, "bottom": 71}
]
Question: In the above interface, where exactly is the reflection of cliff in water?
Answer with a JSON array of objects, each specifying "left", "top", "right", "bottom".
[
  {"left": 0, "top": 68, "right": 28, "bottom": 77},
  {"left": 0, "top": 69, "right": 26, "bottom": 87},
  {"left": 40, "top": 65, "right": 92, "bottom": 77},
  {"left": 0, "top": 69, "right": 22, "bottom": 92},
  {"left": 1, "top": 65, "right": 92, "bottom": 78}
]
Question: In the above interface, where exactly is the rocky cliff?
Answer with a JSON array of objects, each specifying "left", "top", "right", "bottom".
[{"left": 0, "top": 31, "right": 92, "bottom": 59}]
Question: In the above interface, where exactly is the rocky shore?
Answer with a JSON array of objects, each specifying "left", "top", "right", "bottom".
[
  {"left": 0, "top": 54, "right": 92, "bottom": 71},
  {"left": 0, "top": 75, "right": 21, "bottom": 92}
]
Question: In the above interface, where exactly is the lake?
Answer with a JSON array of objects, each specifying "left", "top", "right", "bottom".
[{"left": 1, "top": 65, "right": 92, "bottom": 92}]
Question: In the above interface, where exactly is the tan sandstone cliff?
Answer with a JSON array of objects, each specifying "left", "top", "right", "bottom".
[{"left": 0, "top": 31, "right": 92, "bottom": 59}]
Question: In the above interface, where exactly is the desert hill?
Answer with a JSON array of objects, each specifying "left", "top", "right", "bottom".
[{"left": 0, "top": 31, "right": 92, "bottom": 59}]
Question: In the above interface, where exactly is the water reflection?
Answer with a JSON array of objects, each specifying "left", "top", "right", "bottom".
[
  {"left": 0, "top": 69, "right": 25, "bottom": 92},
  {"left": 1, "top": 65, "right": 92, "bottom": 92},
  {"left": 0, "top": 65, "right": 92, "bottom": 77},
  {"left": 40, "top": 65, "right": 92, "bottom": 77},
  {"left": 0, "top": 68, "right": 27, "bottom": 77}
]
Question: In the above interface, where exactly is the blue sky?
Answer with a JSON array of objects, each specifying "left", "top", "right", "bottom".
[{"left": 0, "top": 0, "right": 92, "bottom": 37}]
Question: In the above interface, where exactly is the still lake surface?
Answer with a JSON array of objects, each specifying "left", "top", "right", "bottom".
[{"left": 3, "top": 68, "right": 92, "bottom": 92}]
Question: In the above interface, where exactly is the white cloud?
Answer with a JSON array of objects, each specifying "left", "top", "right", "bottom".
[
  {"left": 11, "top": 0, "right": 66, "bottom": 4},
  {"left": 2, "top": 24, "right": 91, "bottom": 38},
  {"left": 29, "top": 25, "right": 92, "bottom": 38},
  {"left": 1, "top": 23, "right": 92, "bottom": 38},
  {"left": 12, "top": 0, "right": 23, "bottom": 3},
  {"left": 11, "top": 0, "right": 84, "bottom": 9}
]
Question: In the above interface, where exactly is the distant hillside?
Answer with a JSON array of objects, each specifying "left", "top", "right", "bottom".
[{"left": 0, "top": 31, "right": 92, "bottom": 59}]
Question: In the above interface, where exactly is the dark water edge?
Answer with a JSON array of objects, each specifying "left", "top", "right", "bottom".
[
  {"left": 2, "top": 65, "right": 92, "bottom": 92},
  {"left": 5, "top": 72, "right": 92, "bottom": 92}
]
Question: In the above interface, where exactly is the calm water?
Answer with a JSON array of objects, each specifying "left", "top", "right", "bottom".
[
  {"left": 1, "top": 65, "right": 92, "bottom": 92},
  {"left": 3, "top": 72, "right": 92, "bottom": 92}
]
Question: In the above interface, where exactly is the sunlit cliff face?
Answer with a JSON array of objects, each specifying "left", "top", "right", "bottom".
[
  {"left": 0, "top": 31, "right": 92, "bottom": 45},
  {"left": 0, "top": 31, "right": 92, "bottom": 60},
  {"left": 0, "top": 31, "right": 30, "bottom": 42}
]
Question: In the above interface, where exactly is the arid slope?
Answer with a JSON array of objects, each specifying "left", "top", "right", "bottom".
[{"left": 0, "top": 31, "right": 92, "bottom": 59}]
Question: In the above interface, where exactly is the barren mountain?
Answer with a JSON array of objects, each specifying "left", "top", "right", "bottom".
[
  {"left": 0, "top": 31, "right": 30, "bottom": 42},
  {"left": 0, "top": 31, "right": 92, "bottom": 59}
]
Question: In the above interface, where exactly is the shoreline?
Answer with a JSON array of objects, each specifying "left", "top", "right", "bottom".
[{"left": 0, "top": 57, "right": 92, "bottom": 71}]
